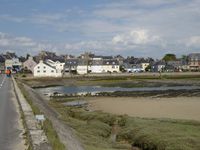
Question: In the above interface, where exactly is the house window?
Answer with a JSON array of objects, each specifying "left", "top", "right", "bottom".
[
  {"left": 51, "top": 70, "right": 54, "bottom": 73},
  {"left": 44, "top": 66, "right": 46, "bottom": 69},
  {"left": 43, "top": 70, "right": 46, "bottom": 73},
  {"left": 37, "top": 70, "right": 40, "bottom": 73},
  {"left": 112, "top": 65, "right": 115, "bottom": 68},
  {"left": 38, "top": 66, "right": 40, "bottom": 69}
]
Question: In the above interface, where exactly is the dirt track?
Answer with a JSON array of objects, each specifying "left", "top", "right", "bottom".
[{"left": 88, "top": 97, "right": 200, "bottom": 121}]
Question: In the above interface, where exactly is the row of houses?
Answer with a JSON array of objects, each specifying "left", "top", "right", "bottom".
[
  {"left": 1, "top": 52, "right": 200, "bottom": 77},
  {"left": 33, "top": 56, "right": 120, "bottom": 77}
]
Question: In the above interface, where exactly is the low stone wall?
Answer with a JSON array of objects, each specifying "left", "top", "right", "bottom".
[{"left": 12, "top": 77, "right": 51, "bottom": 150}]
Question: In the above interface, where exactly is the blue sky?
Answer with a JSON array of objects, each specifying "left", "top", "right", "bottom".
[{"left": 0, "top": 0, "right": 200, "bottom": 58}]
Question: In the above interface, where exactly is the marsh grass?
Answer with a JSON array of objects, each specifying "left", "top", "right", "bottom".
[
  {"left": 50, "top": 98, "right": 200, "bottom": 150},
  {"left": 43, "top": 119, "right": 65, "bottom": 150}
]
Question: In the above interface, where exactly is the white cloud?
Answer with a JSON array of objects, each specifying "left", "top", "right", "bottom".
[
  {"left": 186, "top": 36, "right": 200, "bottom": 47},
  {"left": 31, "top": 13, "right": 64, "bottom": 25},
  {"left": 0, "top": 14, "right": 25, "bottom": 23},
  {"left": 112, "top": 35, "right": 124, "bottom": 44},
  {"left": 112, "top": 29, "right": 161, "bottom": 45},
  {"left": 0, "top": 32, "right": 36, "bottom": 48},
  {"left": 0, "top": 0, "right": 200, "bottom": 57},
  {"left": 0, "top": 32, "right": 43, "bottom": 55}
]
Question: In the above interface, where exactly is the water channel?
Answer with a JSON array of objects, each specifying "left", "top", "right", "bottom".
[{"left": 37, "top": 85, "right": 200, "bottom": 95}]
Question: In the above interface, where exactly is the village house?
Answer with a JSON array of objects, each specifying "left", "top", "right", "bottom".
[
  {"left": 140, "top": 63, "right": 150, "bottom": 71},
  {"left": 165, "top": 60, "right": 183, "bottom": 72},
  {"left": 188, "top": 53, "right": 200, "bottom": 71},
  {"left": 101, "top": 59, "right": 120, "bottom": 73},
  {"left": 23, "top": 56, "right": 37, "bottom": 73},
  {"left": 114, "top": 55, "right": 125, "bottom": 65},
  {"left": 90, "top": 58, "right": 104, "bottom": 73},
  {"left": 0, "top": 55, "right": 5, "bottom": 63},
  {"left": 65, "top": 59, "right": 78, "bottom": 74},
  {"left": 89, "top": 55, "right": 120, "bottom": 73},
  {"left": 5, "top": 58, "right": 22, "bottom": 72},
  {"left": 33, "top": 60, "right": 63, "bottom": 77},
  {"left": 77, "top": 59, "right": 91, "bottom": 75},
  {"left": 151, "top": 61, "right": 166, "bottom": 72},
  {"left": 45, "top": 59, "right": 65, "bottom": 72}
]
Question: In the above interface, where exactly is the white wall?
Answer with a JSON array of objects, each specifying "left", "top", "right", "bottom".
[
  {"left": 34, "top": 61, "right": 62, "bottom": 77},
  {"left": 141, "top": 63, "right": 149, "bottom": 71},
  {"left": 77, "top": 65, "right": 88, "bottom": 74},
  {"left": 46, "top": 59, "right": 65, "bottom": 71},
  {"left": 90, "top": 65, "right": 103, "bottom": 73},
  {"left": 102, "top": 65, "right": 120, "bottom": 73},
  {"left": 54, "top": 62, "right": 65, "bottom": 71}
]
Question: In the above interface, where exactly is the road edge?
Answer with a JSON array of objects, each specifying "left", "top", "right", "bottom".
[{"left": 12, "top": 76, "right": 51, "bottom": 150}]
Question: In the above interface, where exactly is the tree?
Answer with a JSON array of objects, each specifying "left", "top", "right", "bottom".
[
  {"left": 26, "top": 53, "right": 30, "bottom": 60},
  {"left": 145, "top": 65, "right": 151, "bottom": 72},
  {"left": 181, "top": 55, "right": 189, "bottom": 64},
  {"left": 162, "top": 54, "right": 177, "bottom": 62},
  {"left": 120, "top": 65, "right": 126, "bottom": 72}
]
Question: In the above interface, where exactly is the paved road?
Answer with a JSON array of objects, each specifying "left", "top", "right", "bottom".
[{"left": 0, "top": 74, "right": 25, "bottom": 150}]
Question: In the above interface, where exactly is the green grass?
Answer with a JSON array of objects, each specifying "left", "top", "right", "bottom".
[
  {"left": 43, "top": 119, "right": 65, "bottom": 150},
  {"left": 118, "top": 118, "right": 200, "bottom": 150},
  {"left": 49, "top": 98, "right": 200, "bottom": 150},
  {"left": 17, "top": 81, "right": 41, "bottom": 115}
]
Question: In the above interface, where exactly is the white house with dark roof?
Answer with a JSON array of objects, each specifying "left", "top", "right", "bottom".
[
  {"left": 77, "top": 59, "right": 91, "bottom": 74},
  {"left": 45, "top": 59, "right": 65, "bottom": 72},
  {"left": 5, "top": 58, "right": 22, "bottom": 72},
  {"left": 89, "top": 59, "right": 120, "bottom": 73},
  {"left": 188, "top": 53, "right": 200, "bottom": 70},
  {"left": 90, "top": 59, "right": 104, "bottom": 73},
  {"left": 102, "top": 59, "right": 120, "bottom": 73},
  {"left": 65, "top": 59, "right": 78, "bottom": 73},
  {"left": 33, "top": 60, "right": 63, "bottom": 77}
]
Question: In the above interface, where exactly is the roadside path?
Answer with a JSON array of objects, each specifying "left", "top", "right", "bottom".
[
  {"left": 22, "top": 82, "right": 85, "bottom": 150},
  {"left": 0, "top": 74, "right": 26, "bottom": 150}
]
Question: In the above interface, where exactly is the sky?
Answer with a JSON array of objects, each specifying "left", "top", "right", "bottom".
[{"left": 0, "top": 0, "right": 200, "bottom": 58}]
